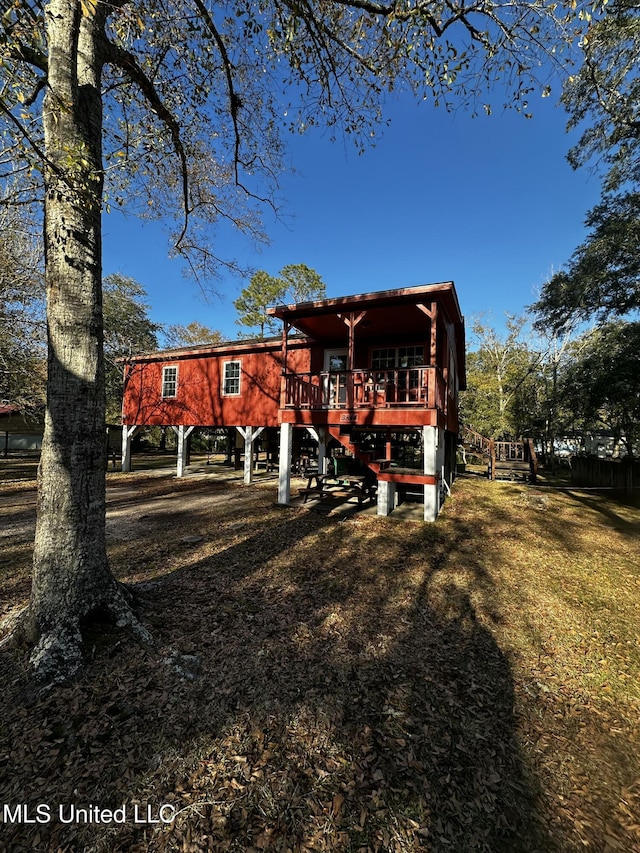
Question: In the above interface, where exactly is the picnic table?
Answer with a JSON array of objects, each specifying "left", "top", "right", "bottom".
[{"left": 300, "top": 471, "right": 375, "bottom": 505}]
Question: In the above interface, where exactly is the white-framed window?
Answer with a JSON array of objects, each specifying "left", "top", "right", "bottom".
[
  {"left": 223, "top": 360, "right": 241, "bottom": 396},
  {"left": 161, "top": 365, "right": 178, "bottom": 398},
  {"left": 371, "top": 346, "right": 424, "bottom": 369}
]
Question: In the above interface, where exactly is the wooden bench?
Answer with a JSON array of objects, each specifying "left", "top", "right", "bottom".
[
  {"left": 493, "top": 461, "right": 532, "bottom": 481},
  {"left": 298, "top": 487, "right": 324, "bottom": 503}
]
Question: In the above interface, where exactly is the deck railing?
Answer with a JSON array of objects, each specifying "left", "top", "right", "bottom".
[
  {"left": 461, "top": 426, "right": 493, "bottom": 456},
  {"left": 494, "top": 441, "right": 525, "bottom": 462},
  {"left": 283, "top": 367, "right": 446, "bottom": 411},
  {"left": 460, "top": 428, "right": 538, "bottom": 482}
]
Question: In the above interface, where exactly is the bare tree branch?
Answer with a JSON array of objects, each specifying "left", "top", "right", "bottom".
[
  {"left": 105, "top": 40, "right": 191, "bottom": 248},
  {"left": 190, "top": 0, "right": 243, "bottom": 181}
]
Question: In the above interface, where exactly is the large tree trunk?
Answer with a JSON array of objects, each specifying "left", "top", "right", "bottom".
[{"left": 26, "top": 0, "right": 147, "bottom": 683}]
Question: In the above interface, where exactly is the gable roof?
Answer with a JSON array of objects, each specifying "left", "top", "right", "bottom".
[{"left": 269, "top": 281, "right": 463, "bottom": 326}]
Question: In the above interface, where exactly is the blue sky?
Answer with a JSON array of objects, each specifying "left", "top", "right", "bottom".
[{"left": 102, "top": 90, "right": 602, "bottom": 343}]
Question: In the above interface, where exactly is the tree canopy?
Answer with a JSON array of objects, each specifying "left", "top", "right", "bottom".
[
  {"left": 0, "top": 0, "right": 586, "bottom": 682},
  {"left": 164, "top": 321, "right": 225, "bottom": 348},
  {"left": 463, "top": 313, "right": 640, "bottom": 459},
  {"left": 279, "top": 264, "right": 325, "bottom": 304},
  {"left": 234, "top": 264, "right": 326, "bottom": 336},
  {"left": 534, "top": 1, "right": 640, "bottom": 331},
  {"left": 103, "top": 274, "right": 160, "bottom": 422},
  {"left": 461, "top": 317, "right": 541, "bottom": 439},
  {"left": 532, "top": 191, "right": 640, "bottom": 329},
  {"left": 0, "top": 204, "right": 45, "bottom": 414},
  {"left": 559, "top": 321, "right": 640, "bottom": 456},
  {"left": 2, "top": 0, "right": 580, "bottom": 257},
  {"left": 562, "top": 0, "right": 640, "bottom": 192},
  {"left": 234, "top": 270, "right": 285, "bottom": 337}
]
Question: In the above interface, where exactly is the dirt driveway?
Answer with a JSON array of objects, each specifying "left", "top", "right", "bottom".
[
  {"left": 0, "top": 458, "right": 417, "bottom": 633},
  {"left": 0, "top": 464, "right": 281, "bottom": 627},
  {"left": 0, "top": 464, "right": 274, "bottom": 541}
]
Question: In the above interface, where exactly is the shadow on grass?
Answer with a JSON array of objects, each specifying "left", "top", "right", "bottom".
[
  {"left": 467, "top": 477, "right": 634, "bottom": 557},
  {"left": 562, "top": 488, "right": 640, "bottom": 533},
  {"left": 0, "top": 487, "right": 554, "bottom": 853}
]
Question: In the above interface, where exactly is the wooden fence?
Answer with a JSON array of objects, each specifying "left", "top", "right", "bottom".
[{"left": 571, "top": 456, "right": 640, "bottom": 491}]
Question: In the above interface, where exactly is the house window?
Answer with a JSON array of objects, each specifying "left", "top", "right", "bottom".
[
  {"left": 371, "top": 348, "right": 396, "bottom": 370},
  {"left": 398, "top": 346, "right": 424, "bottom": 367},
  {"left": 161, "top": 366, "right": 177, "bottom": 398},
  {"left": 223, "top": 360, "right": 241, "bottom": 395},
  {"left": 371, "top": 346, "right": 424, "bottom": 369}
]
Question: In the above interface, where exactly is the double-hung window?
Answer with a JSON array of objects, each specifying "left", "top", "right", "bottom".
[
  {"left": 161, "top": 366, "right": 178, "bottom": 398},
  {"left": 371, "top": 346, "right": 424, "bottom": 370},
  {"left": 223, "top": 360, "right": 241, "bottom": 396}
]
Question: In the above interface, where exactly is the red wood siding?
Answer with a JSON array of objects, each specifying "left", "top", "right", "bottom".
[
  {"left": 122, "top": 343, "right": 310, "bottom": 427},
  {"left": 121, "top": 284, "right": 466, "bottom": 434}
]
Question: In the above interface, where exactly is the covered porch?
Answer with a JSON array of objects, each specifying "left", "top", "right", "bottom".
[
  {"left": 268, "top": 281, "right": 464, "bottom": 430},
  {"left": 268, "top": 283, "right": 464, "bottom": 522},
  {"left": 283, "top": 366, "right": 446, "bottom": 411}
]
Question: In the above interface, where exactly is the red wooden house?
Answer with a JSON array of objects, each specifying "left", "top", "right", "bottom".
[{"left": 121, "top": 281, "right": 466, "bottom": 521}]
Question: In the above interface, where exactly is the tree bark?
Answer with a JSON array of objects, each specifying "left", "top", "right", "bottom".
[{"left": 26, "top": 0, "right": 148, "bottom": 683}]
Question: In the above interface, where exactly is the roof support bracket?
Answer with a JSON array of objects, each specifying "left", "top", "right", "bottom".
[{"left": 337, "top": 311, "right": 367, "bottom": 371}]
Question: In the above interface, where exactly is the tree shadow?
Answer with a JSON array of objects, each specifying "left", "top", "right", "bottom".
[
  {"left": 0, "top": 484, "right": 554, "bottom": 852},
  {"left": 562, "top": 488, "right": 640, "bottom": 535}
]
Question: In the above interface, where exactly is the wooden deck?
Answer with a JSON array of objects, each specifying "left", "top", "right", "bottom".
[{"left": 460, "top": 427, "right": 537, "bottom": 483}]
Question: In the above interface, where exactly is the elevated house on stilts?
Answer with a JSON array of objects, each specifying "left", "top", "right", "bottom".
[{"left": 121, "top": 281, "right": 466, "bottom": 521}]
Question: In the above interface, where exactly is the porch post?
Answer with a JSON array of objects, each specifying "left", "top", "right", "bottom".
[
  {"left": 417, "top": 300, "right": 438, "bottom": 368},
  {"left": 252, "top": 426, "right": 265, "bottom": 476},
  {"left": 429, "top": 301, "right": 438, "bottom": 365},
  {"left": 282, "top": 320, "right": 289, "bottom": 370},
  {"left": 337, "top": 311, "right": 365, "bottom": 370},
  {"left": 281, "top": 321, "right": 290, "bottom": 408},
  {"left": 238, "top": 426, "right": 266, "bottom": 484},
  {"left": 423, "top": 425, "right": 444, "bottom": 522},
  {"left": 278, "top": 422, "right": 293, "bottom": 504},
  {"left": 306, "top": 426, "right": 329, "bottom": 475},
  {"left": 385, "top": 430, "right": 393, "bottom": 464},
  {"left": 121, "top": 425, "right": 139, "bottom": 472},
  {"left": 174, "top": 425, "right": 195, "bottom": 478},
  {"left": 337, "top": 311, "right": 366, "bottom": 408}
]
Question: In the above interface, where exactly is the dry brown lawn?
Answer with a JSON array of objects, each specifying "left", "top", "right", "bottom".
[{"left": 0, "top": 459, "right": 639, "bottom": 852}]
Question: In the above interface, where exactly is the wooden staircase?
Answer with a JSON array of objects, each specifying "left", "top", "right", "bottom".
[
  {"left": 326, "top": 425, "right": 390, "bottom": 479},
  {"left": 460, "top": 426, "right": 492, "bottom": 460},
  {"left": 460, "top": 426, "right": 537, "bottom": 483},
  {"left": 326, "top": 426, "right": 441, "bottom": 499}
]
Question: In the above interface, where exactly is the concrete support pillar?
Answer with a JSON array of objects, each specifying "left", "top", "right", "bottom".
[
  {"left": 377, "top": 479, "right": 396, "bottom": 516},
  {"left": 278, "top": 422, "right": 293, "bottom": 505},
  {"left": 423, "top": 425, "right": 445, "bottom": 522},
  {"left": 173, "top": 425, "right": 195, "bottom": 478},
  {"left": 242, "top": 426, "right": 254, "bottom": 484},
  {"left": 423, "top": 482, "right": 439, "bottom": 523},
  {"left": 121, "top": 425, "right": 139, "bottom": 472}
]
